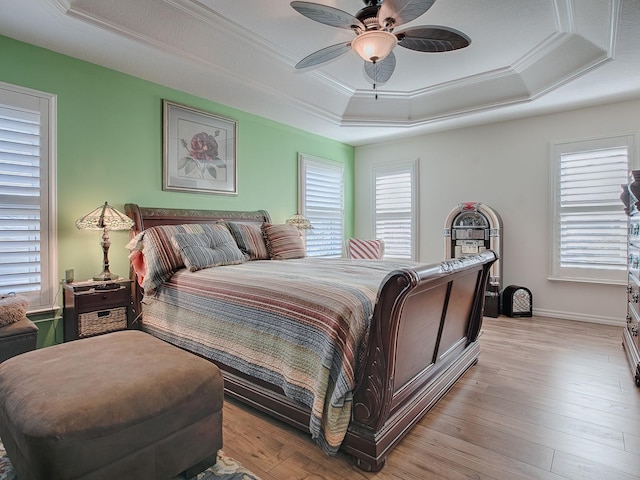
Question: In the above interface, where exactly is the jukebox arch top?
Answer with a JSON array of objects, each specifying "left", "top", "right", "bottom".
[{"left": 444, "top": 202, "right": 503, "bottom": 289}]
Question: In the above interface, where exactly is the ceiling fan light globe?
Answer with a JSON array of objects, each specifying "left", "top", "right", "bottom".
[{"left": 351, "top": 30, "right": 397, "bottom": 63}]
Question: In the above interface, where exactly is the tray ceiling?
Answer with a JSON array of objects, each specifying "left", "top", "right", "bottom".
[{"left": 1, "top": 0, "right": 639, "bottom": 145}]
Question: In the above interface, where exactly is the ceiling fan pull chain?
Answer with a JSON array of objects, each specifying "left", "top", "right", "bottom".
[{"left": 374, "top": 59, "right": 378, "bottom": 100}]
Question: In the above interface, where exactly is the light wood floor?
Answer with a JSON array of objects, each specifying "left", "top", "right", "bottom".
[{"left": 220, "top": 316, "right": 640, "bottom": 480}]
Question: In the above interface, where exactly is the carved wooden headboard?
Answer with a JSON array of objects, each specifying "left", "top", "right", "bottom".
[{"left": 124, "top": 203, "right": 272, "bottom": 235}]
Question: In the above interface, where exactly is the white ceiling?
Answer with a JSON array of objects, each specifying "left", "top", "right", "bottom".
[{"left": 1, "top": 0, "right": 639, "bottom": 146}]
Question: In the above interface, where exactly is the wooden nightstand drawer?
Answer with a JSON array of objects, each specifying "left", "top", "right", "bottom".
[{"left": 74, "top": 287, "right": 130, "bottom": 311}]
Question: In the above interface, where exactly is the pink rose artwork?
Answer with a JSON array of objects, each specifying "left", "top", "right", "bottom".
[{"left": 178, "top": 130, "right": 226, "bottom": 179}]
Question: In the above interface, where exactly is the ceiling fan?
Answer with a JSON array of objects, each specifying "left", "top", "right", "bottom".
[{"left": 291, "top": 0, "right": 471, "bottom": 97}]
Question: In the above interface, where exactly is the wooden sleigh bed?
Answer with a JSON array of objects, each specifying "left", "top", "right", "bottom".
[{"left": 124, "top": 203, "right": 497, "bottom": 471}]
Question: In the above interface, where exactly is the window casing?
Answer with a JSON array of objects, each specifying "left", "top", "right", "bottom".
[
  {"left": 0, "top": 82, "right": 57, "bottom": 312},
  {"left": 299, "top": 153, "right": 344, "bottom": 257},
  {"left": 550, "top": 135, "right": 634, "bottom": 284},
  {"left": 373, "top": 160, "right": 418, "bottom": 260}
]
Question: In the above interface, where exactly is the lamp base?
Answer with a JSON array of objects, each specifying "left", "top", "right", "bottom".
[{"left": 94, "top": 229, "right": 120, "bottom": 282}]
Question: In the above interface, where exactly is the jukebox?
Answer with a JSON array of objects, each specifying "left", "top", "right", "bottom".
[{"left": 444, "top": 202, "right": 503, "bottom": 317}]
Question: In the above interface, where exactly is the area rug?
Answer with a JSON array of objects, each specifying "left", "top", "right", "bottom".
[{"left": 0, "top": 440, "right": 261, "bottom": 480}]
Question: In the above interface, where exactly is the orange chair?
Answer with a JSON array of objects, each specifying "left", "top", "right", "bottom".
[{"left": 347, "top": 238, "right": 385, "bottom": 259}]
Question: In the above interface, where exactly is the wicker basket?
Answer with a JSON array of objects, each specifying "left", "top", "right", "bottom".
[{"left": 78, "top": 307, "right": 127, "bottom": 338}]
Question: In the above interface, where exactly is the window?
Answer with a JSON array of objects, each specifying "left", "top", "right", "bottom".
[
  {"left": 551, "top": 135, "right": 634, "bottom": 284},
  {"left": 299, "top": 153, "right": 344, "bottom": 257},
  {"left": 374, "top": 160, "right": 418, "bottom": 260},
  {"left": 0, "top": 82, "right": 57, "bottom": 312}
]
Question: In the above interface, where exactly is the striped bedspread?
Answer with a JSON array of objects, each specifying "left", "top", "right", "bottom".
[{"left": 140, "top": 257, "right": 417, "bottom": 454}]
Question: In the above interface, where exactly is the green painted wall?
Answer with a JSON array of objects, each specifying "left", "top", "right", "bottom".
[{"left": 0, "top": 34, "right": 354, "bottom": 287}]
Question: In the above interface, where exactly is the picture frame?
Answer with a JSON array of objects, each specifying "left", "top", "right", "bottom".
[{"left": 163, "top": 100, "right": 237, "bottom": 195}]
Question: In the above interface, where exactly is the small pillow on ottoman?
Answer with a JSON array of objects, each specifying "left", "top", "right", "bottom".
[{"left": 0, "top": 293, "right": 28, "bottom": 327}]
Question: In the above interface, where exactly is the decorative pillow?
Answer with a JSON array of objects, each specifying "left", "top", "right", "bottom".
[
  {"left": 126, "top": 223, "right": 232, "bottom": 292},
  {"left": 0, "top": 293, "right": 29, "bottom": 327},
  {"left": 171, "top": 230, "right": 245, "bottom": 271},
  {"left": 226, "top": 222, "right": 269, "bottom": 260},
  {"left": 262, "top": 223, "right": 305, "bottom": 260},
  {"left": 128, "top": 250, "right": 146, "bottom": 287},
  {"left": 347, "top": 238, "right": 385, "bottom": 259}
]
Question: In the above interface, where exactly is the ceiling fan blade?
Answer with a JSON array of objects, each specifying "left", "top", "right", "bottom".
[
  {"left": 378, "top": 0, "right": 436, "bottom": 28},
  {"left": 397, "top": 26, "right": 471, "bottom": 52},
  {"left": 363, "top": 51, "right": 396, "bottom": 84},
  {"left": 291, "top": 1, "right": 365, "bottom": 31},
  {"left": 295, "top": 42, "right": 352, "bottom": 69}
]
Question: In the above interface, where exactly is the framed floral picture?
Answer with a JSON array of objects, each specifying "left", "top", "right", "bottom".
[{"left": 163, "top": 100, "right": 237, "bottom": 195}]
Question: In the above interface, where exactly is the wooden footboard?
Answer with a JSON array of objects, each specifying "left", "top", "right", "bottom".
[
  {"left": 347, "top": 252, "right": 495, "bottom": 470},
  {"left": 124, "top": 204, "right": 496, "bottom": 471}
]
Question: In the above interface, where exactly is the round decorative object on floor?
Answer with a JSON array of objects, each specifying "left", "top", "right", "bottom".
[{"left": 501, "top": 285, "right": 533, "bottom": 317}]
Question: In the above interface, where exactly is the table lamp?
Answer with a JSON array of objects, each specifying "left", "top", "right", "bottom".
[
  {"left": 75, "top": 201, "right": 134, "bottom": 281},
  {"left": 285, "top": 213, "right": 313, "bottom": 231}
]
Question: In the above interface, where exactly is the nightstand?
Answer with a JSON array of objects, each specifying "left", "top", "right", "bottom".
[{"left": 62, "top": 279, "right": 133, "bottom": 341}]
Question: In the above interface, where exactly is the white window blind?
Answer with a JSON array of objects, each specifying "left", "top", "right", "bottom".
[
  {"left": 299, "top": 154, "right": 344, "bottom": 257},
  {"left": 0, "top": 84, "right": 56, "bottom": 311},
  {"left": 552, "top": 136, "right": 632, "bottom": 283},
  {"left": 374, "top": 161, "right": 418, "bottom": 260}
]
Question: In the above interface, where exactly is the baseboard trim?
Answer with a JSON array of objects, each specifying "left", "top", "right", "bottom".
[{"left": 532, "top": 308, "right": 624, "bottom": 326}]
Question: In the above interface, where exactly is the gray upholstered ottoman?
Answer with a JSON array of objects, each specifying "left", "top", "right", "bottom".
[{"left": 0, "top": 330, "right": 223, "bottom": 480}]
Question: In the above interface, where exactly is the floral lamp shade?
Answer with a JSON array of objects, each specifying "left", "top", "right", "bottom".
[
  {"left": 75, "top": 202, "right": 134, "bottom": 281},
  {"left": 285, "top": 214, "right": 313, "bottom": 230}
]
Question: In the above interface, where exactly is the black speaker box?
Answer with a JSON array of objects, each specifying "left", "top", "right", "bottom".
[{"left": 501, "top": 285, "right": 532, "bottom": 317}]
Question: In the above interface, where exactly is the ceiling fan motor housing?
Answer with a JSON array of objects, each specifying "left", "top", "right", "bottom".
[{"left": 356, "top": 6, "right": 383, "bottom": 30}]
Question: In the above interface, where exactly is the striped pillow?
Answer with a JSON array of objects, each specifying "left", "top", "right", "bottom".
[
  {"left": 126, "top": 223, "right": 231, "bottom": 292},
  {"left": 171, "top": 230, "right": 245, "bottom": 271},
  {"left": 262, "top": 223, "right": 305, "bottom": 260},
  {"left": 226, "top": 222, "right": 269, "bottom": 260},
  {"left": 347, "top": 238, "right": 385, "bottom": 259}
]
